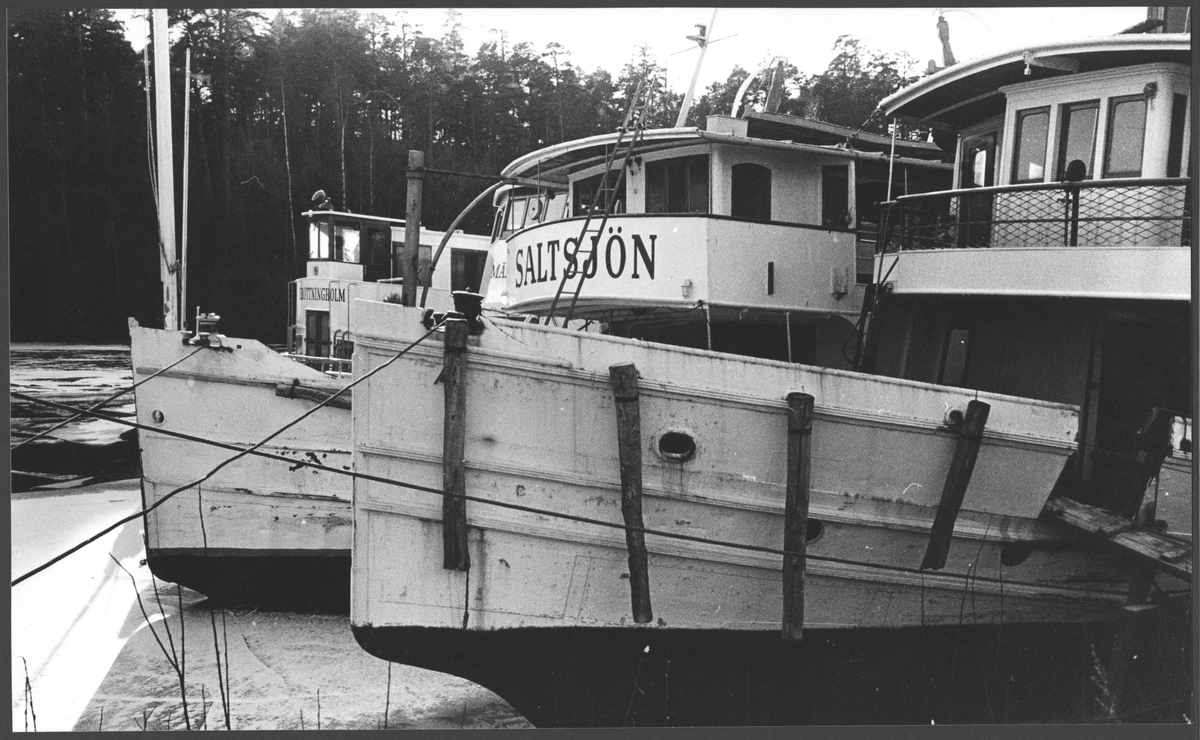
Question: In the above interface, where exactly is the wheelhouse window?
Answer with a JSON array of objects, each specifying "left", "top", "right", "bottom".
[
  {"left": 308, "top": 218, "right": 361, "bottom": 261},
  {"left": 646, "top": 156, "right": 709, "bottom": 213},
  {"left": 363, "top": 225, "right": 391, "bottom": 281},
  {"left": 1103, "top": 95, "right": 1147, "bottom": 178},
  {"left": 821, "top": 165, "right": 850, "bottom": 229},
  {"left": 392, "top": 242, "right": 433, "bottom": 287},
  {"left": 1056, "top": 100, "right": 1099, "bottom": 180},
  {"left": 1011, "top": 107, "right": 1049, "bottom": 183},
  {"left": 1167, "top": 94, "right": 1188, "bottom": 178},
  {"left": 451, "top": 249, "right": 488, "bottom": 292},
  {"left": 731, "top": 163, "right": 772, "bottom": 221},
  {"left": 494, "top": 189, "right": 556, "bottom": 240},
  {"left": 573, "top": 172, "right": 626, "bottom": 217}
]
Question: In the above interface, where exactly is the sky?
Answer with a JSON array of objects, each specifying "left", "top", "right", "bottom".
[{"left": 113, "top": 6, "right": 1152, "bottom": 95}]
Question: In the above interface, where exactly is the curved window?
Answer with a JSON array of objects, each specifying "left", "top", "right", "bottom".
[{"left": 731, "top": 163, "right": 772, "bottom": 221}]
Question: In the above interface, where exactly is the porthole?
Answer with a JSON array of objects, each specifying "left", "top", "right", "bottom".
[
  {"left": 658, "top": 431, "right": 697, "bottom": 463},
  {"left": 804, "top": 519, "right": 825, "bottom": 544},
  {"left": 1000, "top": 542, "right": 1031, "bottom": 567},
  {"left": 152, "top": 410, "right": 165, "bottom": 424}
]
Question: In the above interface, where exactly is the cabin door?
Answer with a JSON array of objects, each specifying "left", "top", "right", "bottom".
[
  {"left": 1088, "top": 317, "right": 1190, "bottom": 510},
  {"left": 958, "top": 134, "right": 995, "bottom": 248},
  {"left": 305, "top": 310, "right": 331, "bottom": 358}
]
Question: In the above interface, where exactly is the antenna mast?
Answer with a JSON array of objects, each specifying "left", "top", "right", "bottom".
[{"left": 675, "top": 9, "right": 718, "bottom": 128}]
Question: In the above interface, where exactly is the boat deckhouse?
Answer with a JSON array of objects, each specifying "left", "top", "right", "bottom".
[
  {"left": 864, "top": 32, "right": 1192, "bottom": 535},
  {"left": 290, "top": 209, "right": 490, "bottom": 371},
  {"left": 483, "top": 113, "right": 951, "bottom": 367}
]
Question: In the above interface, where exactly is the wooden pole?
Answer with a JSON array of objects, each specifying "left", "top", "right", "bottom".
[
  {"left": 402, "top": 150, "right": 425, "bottom": 306},
  {"left": 782, "top": 392, "right": 814, "bottom": 641},
  {"left": 442, "top": 318, "right": 470, "bottom": 571},
  {"left": 921, "top": 399, "right": 990, "bottom": 571},
  {"left": 609, "top": 362, "right": 652, "bottom": 624}
]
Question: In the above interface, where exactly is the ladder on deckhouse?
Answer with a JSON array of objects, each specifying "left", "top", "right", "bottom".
[{"left": 545, "top": 77, "right": 656, "bottom": 325}]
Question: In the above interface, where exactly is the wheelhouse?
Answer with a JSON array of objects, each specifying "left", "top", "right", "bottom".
[
  {"left": 290, "top": 209, "right": 490, "bottom": 373},
  {"left": 483, "top": 113, "right": 952, "bottom": 368}
]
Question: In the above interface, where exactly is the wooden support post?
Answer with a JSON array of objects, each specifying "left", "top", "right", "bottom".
[
  {"left": 782, "top": 392, "right": 814, "bottom": 641},
  {"left": 402, "top": 150, "right": 425, "bottom": 306},
  {"left": 921, "top": 399, "right": 990, "bottom": 571},
  {"left": 442, "top": 318, "right": 469, "bottom": 571},
  {"left": 1121, "top": 407, "right": 1173, "bottom": 520},
  {"left": 609, "top": 362, "right": 652, "bottom": 624}
]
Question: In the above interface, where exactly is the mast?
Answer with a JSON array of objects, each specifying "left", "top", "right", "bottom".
[
  {"left": 675, "top": 9, "right": 717, "bottom": 128},
  {"left": 152, "top": 9, "right": 179, "bottom": 331},
  {"left": 182, "top": 45, "right": 192, "bottom": 330}
]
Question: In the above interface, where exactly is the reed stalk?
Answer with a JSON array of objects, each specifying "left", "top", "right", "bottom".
[
  {"left": 22, "top": 656, "right": 37, "bottom": 731},
  {"left": 110, "top": 557, "right": 191, "bottom": 729},
  {"left": 383, "top": 662, "right": 392, "bottom": 729}
]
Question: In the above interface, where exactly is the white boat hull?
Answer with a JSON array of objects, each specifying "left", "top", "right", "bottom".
[
  {"left": 129, "top": 320, "right": 352, "bottom": 606},
  {"left": 346, "top": 302, "right": 1171, "bottom": 725}
]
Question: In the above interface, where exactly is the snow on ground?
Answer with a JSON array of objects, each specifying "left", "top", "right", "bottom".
[{"left": 11, "top": 480, "right": 532, "bottom": 732}]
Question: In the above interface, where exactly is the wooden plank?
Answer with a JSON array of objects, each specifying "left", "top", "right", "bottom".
[
  {"left": 442, "top": 318, "right": 470, "bottom": 571},
  {"left": 609, "top": 362, "right": 652, "bottom": 624},
  {"left": 921, "top": 399, "right": 991, "bottom": 571},
  {"left": 274, "top": 380, "right": 352, "bottom": 410},
  {"left": 782, "top": 392, "right": 814, "bottom": 641},
  {"left": 1043, "top": 497, "right": 1191, "bottom": 581}
]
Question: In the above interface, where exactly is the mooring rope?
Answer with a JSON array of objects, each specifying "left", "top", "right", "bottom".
[
  {"left": 12, "top": 345, "right": 208, "bottom": 450},
  {"left": 11, "top": 321, "right": 443, "bottom": 587},
  {"left": 9, "top": 385, "right": 1151, "bottom": 600}
]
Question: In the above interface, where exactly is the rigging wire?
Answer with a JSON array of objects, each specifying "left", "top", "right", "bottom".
[
  {"left": 10, "top": 388, "right": 1150, "bottom": 599},
  {"left": 12, "top": 345, "right": 207, "bottom": 450},
  {"left": 11, "top": 321, "right": 443, "bottom": 587}
]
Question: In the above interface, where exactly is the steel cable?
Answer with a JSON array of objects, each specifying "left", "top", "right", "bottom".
[
  {"left": 9, "top": 386, "right": 1144, "bottom": 598},
  {"left": 12, "top": 345, "right": 207, "bottom": 450},
  {"left": 11, "top": 321, "right": 443, "bottom": 587}
]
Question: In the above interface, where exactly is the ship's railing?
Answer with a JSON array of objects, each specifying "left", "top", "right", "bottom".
[
  {"left": 280, "top": 352, "right": 352, "bottom": 378},
  {"left": 877, "top": 177, "right": 1190, "bottom": 253}
]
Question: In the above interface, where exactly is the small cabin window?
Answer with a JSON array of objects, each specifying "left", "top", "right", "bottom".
[
  {"left": 1056, "top": 100, "right": 1099, "bottom": 180},
  {"left": 305, "top": 311, "right": 331, "bottom": 358},
  {"left": 573, "top": 172, "right": 626, "bottom": 217},
  {"left": 822, "top": 165, "right": 850, "bottom": 229},
  {"left": 1167, "top": 94, "right": 1188, "bottom": 178},
  {"left": 646, "top": 156, "right": 709, "bottom": 213},
  {"left": 451, "top": 249, "right": 488, "bottom": 292},
  {"left": 1012, "top": 107, "right": 1049, "bottom": 183},
  {"left": 392, "top": 242, "right": 432, "bottom": 287},
  {"left": 939, "top": 327, "right": 971, "bottom": 387},
  {"left": 731, "top": 163, "right": 772, "bottom": 221},
  {"left": 1103, "top": 95, "right": 1147, "bottom": 178}
]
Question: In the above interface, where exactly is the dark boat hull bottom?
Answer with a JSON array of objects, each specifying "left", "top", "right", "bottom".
[
  {"left": 353, "top": 609, "right": 1192, "bottom": 727},
  {"left": 147, "top": 552, "right": 351, "bottom": 613}
]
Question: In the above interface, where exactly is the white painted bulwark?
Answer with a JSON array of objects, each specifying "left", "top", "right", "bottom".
[
  {"left": 878, "top": 246, "right": 1191, "bottom": 299},
  {"left": 349, "top": 301, "right": 1148, "bottom": 637}
]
